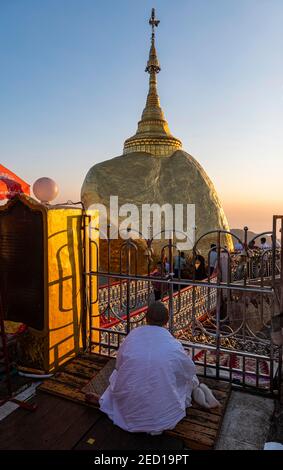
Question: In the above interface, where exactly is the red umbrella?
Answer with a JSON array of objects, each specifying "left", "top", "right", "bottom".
[{"left": 0, "top": 164, "right": 30, "bottom": 200}]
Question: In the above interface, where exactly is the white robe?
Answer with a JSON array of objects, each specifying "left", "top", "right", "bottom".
[{"left": 99, "top": 325, "right": 196, "bottom": 433}]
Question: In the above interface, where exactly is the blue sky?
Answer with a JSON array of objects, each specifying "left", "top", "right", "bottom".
[{"left": 0, "top": 0, "right": 282, "bottom": 231}]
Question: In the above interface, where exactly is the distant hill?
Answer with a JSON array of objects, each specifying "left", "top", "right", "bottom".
[{"left": 230, "top": 229, "right": 272, "bottom": 247}]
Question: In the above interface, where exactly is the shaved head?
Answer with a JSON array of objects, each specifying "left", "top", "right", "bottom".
[{"left": 146, "top": 301, "right": 169, "bottom": 326}]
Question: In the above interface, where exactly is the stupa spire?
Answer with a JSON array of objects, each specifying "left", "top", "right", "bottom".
[
  {"left": 142, "top": 8, "right": 163, "bottom": 121},
  {"left": 146, "top": 7, "right": 160, "bottom": 72},
  {"left": 123, "top": 8, "right": 182, "bottom": 157}
]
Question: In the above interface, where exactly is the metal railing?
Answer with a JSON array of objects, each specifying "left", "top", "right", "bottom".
[{"left": 84, "top": 219, "right": 283, "bottom": 398}]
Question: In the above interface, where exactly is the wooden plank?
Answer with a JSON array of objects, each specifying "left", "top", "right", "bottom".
[
  {"left": 74, "top": 414, "right": 184, "bottom": 451},
  {"left": 213, "top": 382, "right": 231, "bottom": 446},
  {"left": 0, "top": 392, "right": 100, "bottom": 450},
  {"left": 37, "top": 354, "right": 103, "bottom": 405},
  {"left": 187, "top": 407, "right": 221, "bottom": 425},
  {"left": 171, "top": 420, "right": 218, "bottom": 439},
  {"left": 169, "top": 433, "right": 215, "bottom": 450},
  {"left": 47, "top": 372, "right": 89, "bottom": 389},
  {"left": 38, "top": 381, "right": 228, "bottom": 450},
  {"left": 80, "top": 353, "right": 110, "bottom": 365},
  {"left": 63, "top": 362, "right": 97, "bottom": 379},
  {"left": 166, "top": 379, "right": 231, "bottom": 450},
  {"left": 39, "top": 379, "right": 96, "bottom": 407},
  {"left": 191, "top": 403, "right": 223, "bottom": 416},
  {"left": 167, "top": 427, "right": 215, "bottom": 450},
  {"left": 184, "top": 414, "right": 220, "bottom": 431},
  {"left": 73, "top": 357, "right": 105, "bottom": 371},
  {"left": 3, "top": 354, "right": 229, "bottom": 451},
  {"left": 52, "top": 406, "right": 102, "bottom": 450},
  {"left": 38, "top": 354, "right": 232, "bottom": 451}
]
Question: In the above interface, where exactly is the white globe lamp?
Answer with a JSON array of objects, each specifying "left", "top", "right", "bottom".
[{"left": 33, "top": 177, "right": 59, "bottom": 203}]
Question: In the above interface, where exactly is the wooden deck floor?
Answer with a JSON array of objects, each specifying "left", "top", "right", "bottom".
[
  {"left": 37, "top": 353, "right": 231, "bottom": 450},
  {"left": 0, "top": 391, "right": 183, "bottom": 450}
]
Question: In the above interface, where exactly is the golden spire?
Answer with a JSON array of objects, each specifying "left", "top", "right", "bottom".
[{"left": 123, "top": 8, "right": 182, "bottom": 157}]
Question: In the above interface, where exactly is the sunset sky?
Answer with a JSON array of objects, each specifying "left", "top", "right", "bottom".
[{"left": 0, "top": 0, "right": 282, "bottom": 233}]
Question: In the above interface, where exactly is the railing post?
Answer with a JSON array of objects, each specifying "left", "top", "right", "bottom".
[
  {"left": 106, "top": 224, "right": 111, "bottom": 323},
  {"left": 215, "top": 230, "right": 221, "bottom": 380},
  {"left": 244, "top": 226, "right": 248, "bottom": 287},
  {"left": 82, "top": 213, "right": 88, "bottom": 351},
  {"left": 126, "top": 240, "right": 131, "bottom": 335},
  {"left": 279, "top": 218, "right": 283, "bottom": 316},
  {"left": 86, "top": 215, "right": 93, "bottom": 353},
  {"left": 168, "top": 236, "right": 174, "bottom": 333},
  {"left": 278, "top": 217, "right": 283, "bottom": 402}
]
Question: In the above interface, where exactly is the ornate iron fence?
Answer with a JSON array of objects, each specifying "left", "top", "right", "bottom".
[{"left": 84, "top": 217, "right": 283, "bottom": 398}]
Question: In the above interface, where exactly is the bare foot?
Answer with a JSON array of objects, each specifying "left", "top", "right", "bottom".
[{"left": 85, "top": 392, "right": 100, "bottom": 405}]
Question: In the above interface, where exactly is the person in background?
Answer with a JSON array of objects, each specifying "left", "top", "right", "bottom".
[
  {"left": 248, "top": 239, "right": 261, "bottom": 278},
  {"left": 248, "top": 240, "right": 256, "bottom": 250},
  {"left": 234, "top": 240, "right": 244, "bottom": 251},
  {"left": 260, "top": 237, "right": 270, "bottom": 250},
  {"left": 151, "top": 261, "right": 166, "bottom": 301},
  {"left": 209, "top": 244, "right": 218, "bottom": 276},
  {"left": 173, "top": 251, "right": 186, "bottom": 278},
  {"left": 162, "top": 256, "right": 170, "bottom": 274},
  {"left": 219, "top": 249, "right": 229, "bottom": 283},
  {"left": 194, "top": 254, "right": 207, "bottom": 280},
  {"left": 214, "top": 248, "right": 229, "bottom": 284}
]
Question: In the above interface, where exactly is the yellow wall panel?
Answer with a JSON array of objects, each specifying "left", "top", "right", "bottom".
[
  {"left": 0, "top": 195, "right": 100, "bottom": 373},
  {"left": 47, "top": 208, "right": 99, "bottom": 371}
]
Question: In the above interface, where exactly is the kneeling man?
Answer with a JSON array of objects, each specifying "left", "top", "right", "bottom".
[{"left": 87, "top": 301, "right": 219, "bottom": 434}]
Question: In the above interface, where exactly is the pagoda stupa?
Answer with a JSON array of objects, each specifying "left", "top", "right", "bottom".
[{"left": 82, "top": 9, "right": 231, "bottom": 256}]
